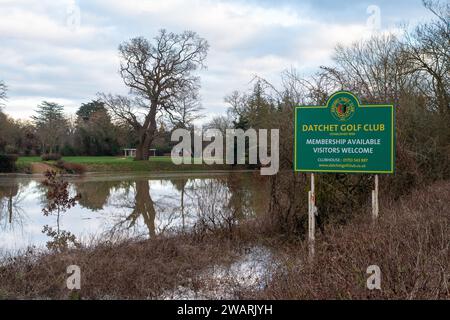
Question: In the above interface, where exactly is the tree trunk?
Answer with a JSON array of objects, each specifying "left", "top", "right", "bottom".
[
  {"left": 135, "top": 136, "right": 150, "bottom": 160},
  {"left": 8, "top": 195, "right": 12, "bottom": 224},
  {"left": 134, "top": 101, "right": 158, "bottom": 161},
  {"left": 131, "top": 180, "right": 156, "bottom": 237}
]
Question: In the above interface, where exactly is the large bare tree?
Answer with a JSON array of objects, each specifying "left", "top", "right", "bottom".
[
  {"left": 320, "top": 34, "right": 412, "bottom": 105},
  {"left": 402, "top": 0, "right": 449, "bottom": 114},
  {"left": 100, "top": 30, "right": 208, "bottom": 160}
]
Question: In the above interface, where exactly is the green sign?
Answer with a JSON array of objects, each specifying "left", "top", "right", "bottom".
[{"left": 294, "top": 91, "right": 394, "bottom": 173}]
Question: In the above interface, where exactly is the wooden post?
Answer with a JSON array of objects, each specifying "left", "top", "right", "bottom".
[
  {"left": 308, "top": 173, "right": 317, "bottom": 259},
  {"left": 372, "top": 175, "right": 379, "bottom": 219}
]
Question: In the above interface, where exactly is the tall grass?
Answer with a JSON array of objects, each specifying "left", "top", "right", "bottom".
[{"left": 246, "top": 181, "right": 449, "bottom": 299}]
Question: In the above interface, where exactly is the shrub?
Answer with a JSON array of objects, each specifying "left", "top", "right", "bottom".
[
  {"left": 0, "top": 154, "right": 18, "bottom": 173},
  {"left": 63, "top": 162, "right": 86, "bottom": 174},
  {"left": 55, "top": 159, "right": 65, "bottom": 168},
  {"left": 55, "top": 160, "right": 86, "bottom": 174},
  {"left": 41, "top": 153, "right": 62, "bottom": 161}
]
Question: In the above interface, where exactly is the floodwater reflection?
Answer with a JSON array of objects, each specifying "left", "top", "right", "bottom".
[{"left": 0, "top": 172, "right": 269, "bottom": 253}]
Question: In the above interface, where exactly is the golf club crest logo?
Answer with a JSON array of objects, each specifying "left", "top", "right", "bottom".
[{"left": 330, "top": 95, "right": 356, "bottom": 121}]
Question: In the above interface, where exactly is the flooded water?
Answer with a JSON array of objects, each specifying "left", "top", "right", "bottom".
[
  {"left": 0, "top": 171, "right": 269, "bottom": 254},
  {"left": 161, "top": 246, "right": 274, "bottom": 299}
]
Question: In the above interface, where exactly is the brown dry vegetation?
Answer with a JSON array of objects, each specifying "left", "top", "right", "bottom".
[
  {"left": 0, "top": 180, "right": 448, "bottom": 300},
  {"left": 0, "top": 232, "right": 252, "bottom": 299},
  {"left": 247, "top": 181, "right": 450, "bottom": 300}
]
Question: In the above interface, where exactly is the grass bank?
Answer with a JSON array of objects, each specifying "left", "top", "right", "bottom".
[
  {"left": 16, "top": 156, "right": 239, "bottom": 174},
  {"left": 0, "top": 180, "right": 448, "bottom": 299}
]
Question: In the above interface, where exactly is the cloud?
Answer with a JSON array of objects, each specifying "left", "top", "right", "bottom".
[{"left": 0, "top": 0, "right": 430, "bottom": 120}]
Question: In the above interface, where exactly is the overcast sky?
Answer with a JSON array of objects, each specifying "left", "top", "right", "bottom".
[{"left": 0, "top": 0, "right": 433, "bottom": 121}]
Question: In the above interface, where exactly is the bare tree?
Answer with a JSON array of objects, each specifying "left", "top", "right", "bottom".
[
  {"left": 402, "top": 0, "right": 449, "bottom": 114},
  {"left": 100, "top": 30, "right": 208, "bottom": 160},
  {"left": 320, "top": 34, "right": 414, "bottom": 105},
  {"left": 163, "top": 87, "right": 204, "bottom": 129},
  {"left": 204, "top": 115, "right": 232, "bottom": 135},
  {"left": 97, "top": 94, "right": 142, "bottom": 133}
]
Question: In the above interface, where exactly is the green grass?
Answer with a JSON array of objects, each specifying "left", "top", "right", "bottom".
[
  {"left": 16, "top": 156, "right": 41, "bottom": 173},
  {"left": 61, "top": 156, "right": 173, "bottom": 164},
  {"left": 16, "top": 156, "right": 230, "bottom": 173},
  {"left": 16, "top": 156, "right": 41, "bottom": 164}
]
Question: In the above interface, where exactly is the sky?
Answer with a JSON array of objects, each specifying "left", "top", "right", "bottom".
[{"left": 0, "top": 0, "right": 434, "bottom": 121}]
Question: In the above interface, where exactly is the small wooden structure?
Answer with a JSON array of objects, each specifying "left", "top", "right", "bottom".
[{"left": 123, "top": 148, "right": 157, "bottom": 157}]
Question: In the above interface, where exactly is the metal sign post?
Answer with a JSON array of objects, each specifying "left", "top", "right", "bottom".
[
  {"left": 372, "top": 175, "right": 379, "bottom": 219},
  {"left": 308, "top": 173, "right": 317, "bottom": 260}
]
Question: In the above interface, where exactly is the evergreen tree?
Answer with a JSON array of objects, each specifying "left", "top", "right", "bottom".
[{"left": 32, "top": 101, "right": 68, "bottom": 154}]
